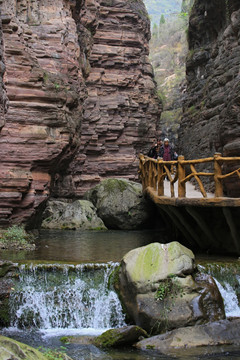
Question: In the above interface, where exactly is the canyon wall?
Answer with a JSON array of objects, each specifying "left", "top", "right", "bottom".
[
  {"left": 52, "top": 0, "right": 161, "bottom": 198},
  {"left": 178, "top": 0, "right": 240, "bottom": 195},
  {"left": 0, "top": 0, "right": 160, "bottom": 226}
]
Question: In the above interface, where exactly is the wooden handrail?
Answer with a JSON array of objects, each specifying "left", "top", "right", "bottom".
[{"left": 139, "top": 153, "right": 240, "bottom": 199}]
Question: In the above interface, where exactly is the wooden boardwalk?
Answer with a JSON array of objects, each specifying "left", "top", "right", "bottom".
[{"left": 139, "top": 154, "right": 240, "bottom": 255}]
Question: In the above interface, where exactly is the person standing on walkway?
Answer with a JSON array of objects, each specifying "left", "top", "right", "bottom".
[
  {"left": 158, "top": 138, "right": 174, "bottom": 161},
  {"left": 148, "top": 139, "right": 162, "bottom": 159}
]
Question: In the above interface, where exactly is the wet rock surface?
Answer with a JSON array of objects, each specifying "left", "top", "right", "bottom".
[
  {"left": 135, "top": 319, "right": 240, "bottom": 354},
  {"left": 178, "top": 1, "right": 240, "bottom": 195},
  {"left": 0, "top": 0, "right": 160, "bottom": 227},
  {"left": 115, "top": 242, "right": 225, "bottom": 334},
  {"left": 84, "top": 178, "right": 156, "bottom": 230},
  {"left": 94, "top": 325, "right": 148, "bottom": 348},
  {"left": 0, "top": 261, "right": 17, "bottom": 327}
]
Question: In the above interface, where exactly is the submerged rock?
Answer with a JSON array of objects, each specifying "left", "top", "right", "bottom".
[
  {"left": 94, "top": 325, "right": 148, "bottom": 348},
  {"left": 84, "top": 178, "right": 156, "bottom": 230},
  {"left": 135, "top": 319, "right": 240, "bottom": 354},
  {"left": 115, "top": 242, "right": 225, "bottom": 334},
  {"left": 0, "top": 335, "right": 46, "bottom": 360},
  {"left": 41, "top": 199, "right": 107, "bottom": 230}
]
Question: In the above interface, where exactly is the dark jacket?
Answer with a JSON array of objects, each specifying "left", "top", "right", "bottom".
[
  {"left": 148, "top": 146, "right": 158, "bottom": 159},
  {"left": 158, "top": 145, "right": 174, "bottom": 160}
]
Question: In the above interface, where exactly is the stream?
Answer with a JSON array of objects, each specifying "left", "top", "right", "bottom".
[{"left": 1, "top": 229, "right": 240, "bottom": 359}]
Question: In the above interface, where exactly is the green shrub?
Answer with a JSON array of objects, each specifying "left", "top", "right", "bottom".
[{"left": 0, "top": 225, "right": 35, "bottom": 249}]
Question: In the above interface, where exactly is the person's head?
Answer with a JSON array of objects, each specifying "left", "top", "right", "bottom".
[
  {"left": 164, "top": 138, "right": 169, "bottom": 146},
  {"left": 157, "top": 139, "right": 162, "bottom": 146}
]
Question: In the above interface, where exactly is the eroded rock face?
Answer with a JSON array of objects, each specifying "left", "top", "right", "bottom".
[
  {"left": 0, "top": 0, "right": 84, "bottom": 227},
  {"left": 0, "top": 0, "right": 160, "bottom": 227},
  {"left": 53, "top": 0, "right": 161, "bottom": 198},
  {"left": 178, "top": 0, "right": 240, "bottom": 195},
  {"left": 115, "top": 242, "right": 225, "bottom": 334},
  {"left": 0, "top": 7, "right": 8, "bottom": 130}
]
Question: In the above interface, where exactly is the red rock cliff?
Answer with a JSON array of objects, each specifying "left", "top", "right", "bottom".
[{"left": 0, "top": 0, "right": 160, "bottom": 226}]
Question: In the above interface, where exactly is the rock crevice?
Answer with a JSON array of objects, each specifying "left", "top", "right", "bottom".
[{"left": 178, "top": 0, "right": 240, "bottom": 196}]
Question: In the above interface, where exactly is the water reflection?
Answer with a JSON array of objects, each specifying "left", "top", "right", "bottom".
[{"left": 0, "top": 229, "right": 168, "bottom": 263}]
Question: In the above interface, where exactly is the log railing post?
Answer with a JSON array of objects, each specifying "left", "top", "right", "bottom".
[
  {"left": 214, "top": 152, "right": 223, "bottom": 197},
  {"left": 152, "top": 162, "right": 157, "bottom": 190},
  {"left": 149, "top": 161, "right": 153, "bottom": 188},
  {"left": 178, "top": 155, "right": 186, "bottom": 197},
  {"left": 158, "top": 159, "right": 164, "bottom": 196},
  {"left": 147, "top": 160, "right": 151, "bottom": 188}
]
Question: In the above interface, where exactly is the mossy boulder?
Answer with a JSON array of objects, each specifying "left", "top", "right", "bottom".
[
  {"left": 115, "top": 242, "right": 225, "bottom": 334},
  {"left": 84, "top": 178, "right": 156, "bottom": 230},
  {"left": 0, "top": 335, "right": 47, "bottom": 360},
  {"left": 94, "top": 325, "right": 148, "bottom": 348},
  {"left": 119, "top": 242, "right": 195, "bottom": 293},
  {"left": 41, "top": 199, "right": 107, "bottom": 230}
]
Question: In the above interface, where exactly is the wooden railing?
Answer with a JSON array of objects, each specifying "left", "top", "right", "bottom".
[{"left": 139, "top": 153, "right": 240, "bottom": 198}]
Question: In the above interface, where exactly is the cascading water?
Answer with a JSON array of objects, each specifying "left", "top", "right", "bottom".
[
  {"left": 198, "top": 263, "right": 240, "bottom": 318},
  {"left": 9, "top": 262, "right": 125, "bottom": 336}
]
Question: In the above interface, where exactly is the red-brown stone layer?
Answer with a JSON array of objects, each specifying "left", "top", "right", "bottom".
[{"left": 0, "top": 0, "right": 161, "bottom": 226}]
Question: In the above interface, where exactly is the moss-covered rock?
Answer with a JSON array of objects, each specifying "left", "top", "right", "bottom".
[
  {"left": 41, "top": 199, "right": 107, "bottom": 230},
  {"left": 0, "top": 335, "right": 47, "bottom": 360},
  {"left": 94, "top": 325, "right": 148, "bottom": 348},
  {"left": 119, "top": 242, "right": 195, "bottom": 293},
  {"left": 84, "top": 178, "right": 156, "bottom": 230},
  {"left": 115, "top": 242, "right": 225, "bottom": 334}
]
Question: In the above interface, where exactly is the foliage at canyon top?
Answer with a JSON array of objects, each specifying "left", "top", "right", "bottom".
[
  {"left": 144, "top": 0, "right": 194, "bottom": 144},
  {"left": 143, "top": 0, "right": 182, "bottom": 25}
]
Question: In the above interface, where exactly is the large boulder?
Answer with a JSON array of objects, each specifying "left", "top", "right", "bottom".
[
  {"left": 0, "top": 335, "right": 46, "bottom": 360},
  {"left": 135, "top": 319, "right": 240, "bottom": 355},
  {"left": 41, "top": 200, "right": 107, "bottom": 230},
  {"left": 84, "top": 178, "right": 155, "bottom": 230},
  {"left": 115, "top": 242, "right": 225, "bottom": 334}
]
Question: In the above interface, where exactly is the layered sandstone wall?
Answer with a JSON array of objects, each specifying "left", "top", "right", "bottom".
[
  {"left": 0, "top": 1, "right": 8, "bottom": 129},
  {"left": 0, "top": 0, "right": 86, "bottom": 226},
  {"left": 0, "top": 0, "right": 160, "bottom": 226},
  {"left": 52, "top": 0, "right": 161, "bottom": 197},
  {"left": 178, "top": 0, "right": 240, "bottom": 195}
]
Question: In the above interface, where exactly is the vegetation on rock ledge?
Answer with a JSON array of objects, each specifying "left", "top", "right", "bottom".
[{"left": 0, "top": 225, "right": 35, "bottom": 250}]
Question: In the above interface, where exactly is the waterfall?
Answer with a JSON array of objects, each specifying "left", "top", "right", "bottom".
[
  {"left": 198, "top": 263, "right": 240, "bottom": 318},
  {"left": 9, "top": 262, "right": 125, "bottom": 335}
]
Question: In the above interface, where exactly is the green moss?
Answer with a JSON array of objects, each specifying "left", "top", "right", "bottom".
[
  {"left": 131, "top": 243, "right": 162, "bottom": 282},
  {"left": 0, "top": 261, "right": 15, "bottom": 278},
  {"left": 60, "top": 336, "right": 72, "bottom": 344},
  {"left": 94, "top": 329, "right": 122, "bottom": 348},
  {"left": 146, "top": 344, "right": 155, "bottom": 349},
  {"left": 102, "top": 179, "right": 128, "bottom": 193},
  {"left": 108, "top": 265, "right": 120, "bottom": 290}
]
